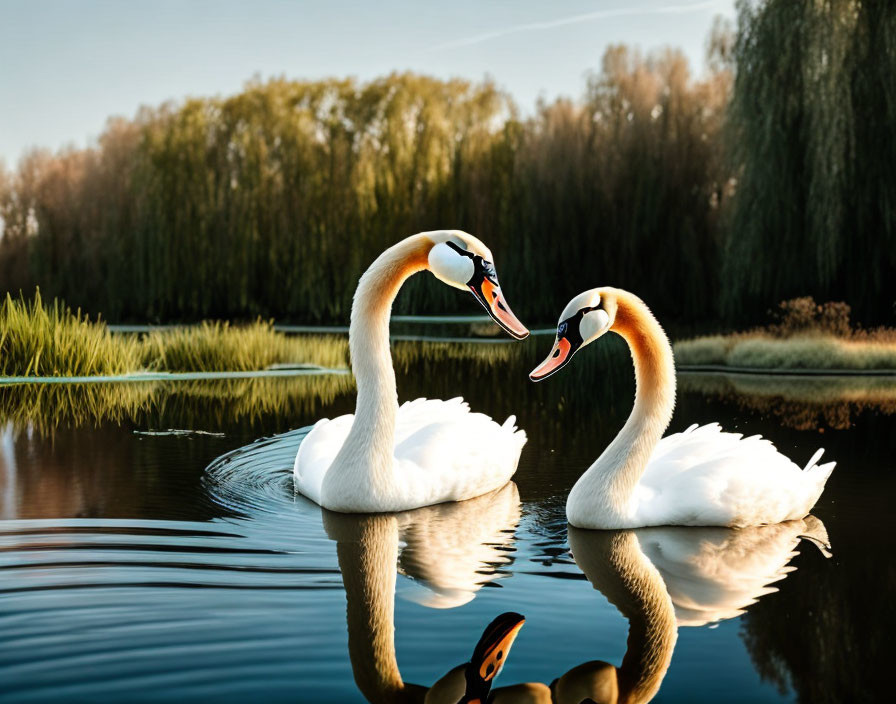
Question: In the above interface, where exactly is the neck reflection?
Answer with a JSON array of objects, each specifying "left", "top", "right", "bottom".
[
  {"left": 323, "top": 483, "right": 522, "bottom": 703},
  {"left": 322, "top": 483, "right": 828, "bottom": 704}
]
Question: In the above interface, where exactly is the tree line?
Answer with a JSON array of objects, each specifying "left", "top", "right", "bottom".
[{"left": 0, "top": 1, "right": 893, "bottom": 328}]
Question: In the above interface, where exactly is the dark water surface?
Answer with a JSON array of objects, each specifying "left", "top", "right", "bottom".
[{"left": 1, "top": 339, "right": 893, "bottom": 703}]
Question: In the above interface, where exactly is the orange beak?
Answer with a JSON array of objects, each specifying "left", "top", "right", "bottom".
[
  {"left": 462, "top": 611, "right": 526, "bottom": 703},
  {"left": 470, "top": 277, "right": 529, "bottom": 340},
  {"left": 530, "top": 336, "right": 575, "bottom": 381}
]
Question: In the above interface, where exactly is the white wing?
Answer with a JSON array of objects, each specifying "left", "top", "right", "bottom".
[
  {"left": 632, "top": 424, "right": 835, "bottom": 527},
  {"left": 294, "top": 397, "right": 526, "bottom": 510}
]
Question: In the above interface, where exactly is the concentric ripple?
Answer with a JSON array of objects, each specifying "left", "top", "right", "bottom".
[
  {"left": 0, "top": 424, "right": 563, "bottom": 703},
  {"left": 202, "top": 427, "right": 312, "bottom": 518},
  {"left": 0, "top": 426, "right": 351, "bottom": 703}
]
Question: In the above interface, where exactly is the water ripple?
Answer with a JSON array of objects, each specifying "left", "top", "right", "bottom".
[{"left": 0, "top": 424, "right": 577, "bottom": 702}]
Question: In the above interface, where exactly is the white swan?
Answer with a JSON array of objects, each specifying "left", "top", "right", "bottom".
[
  {"left": 530, "top": 287, "right": 835, "bottom": 529},
  {"left": 295, "top": 231, "right": 529, "bottom": 513}
]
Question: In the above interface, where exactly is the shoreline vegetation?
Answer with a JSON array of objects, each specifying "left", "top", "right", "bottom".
[
  {"left": 1, "top": 293, "right": 895, "bottom": 380},
  {"left": 0, "top": 291, "right": 523, "bottom": 379},
  {"left": 673, "top": 297, "right": 896, "bottom": 372},
  {"left": 0, "top": 291, "right": 348, "bottom": 377},
  {"left": 1, "top": 293, "right": 894, "bottom": 434}
]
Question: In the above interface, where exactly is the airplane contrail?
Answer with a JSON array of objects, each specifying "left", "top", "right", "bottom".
[{"left": 431, "top": 1, "right": 725, "bottom": 52}]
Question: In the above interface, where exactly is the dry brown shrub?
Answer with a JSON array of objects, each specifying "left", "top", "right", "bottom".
[{"left": 767, "top": 296, "right": 852, "bottom": 338}]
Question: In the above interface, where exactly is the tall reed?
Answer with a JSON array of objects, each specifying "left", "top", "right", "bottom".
[{"left": 0, "top": 290, "right": 141, "bottom": 376}]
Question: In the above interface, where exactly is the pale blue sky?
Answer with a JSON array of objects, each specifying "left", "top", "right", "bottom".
[{"left": 0, "top": 0, "right": 735, "bottom": 164}]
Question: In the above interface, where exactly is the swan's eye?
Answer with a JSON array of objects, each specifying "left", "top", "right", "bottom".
[
  {"left": 558, "top": 322, "right": 568, "bottom": 337},
  {"left": 481, "top": 259, "right": 497, "bottom": 282}
]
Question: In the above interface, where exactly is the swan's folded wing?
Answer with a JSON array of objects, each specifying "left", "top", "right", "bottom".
[
  {"left": 294, "top": 398, "right": 525, "bottom": 509},
  {"left": 393, "top": 398, "right": 526, "bottom": 507},
  {"left": 393, "top": 397, "right": 470, "bottom": 442},
  {"left": 636, "top": 424, "right": 834, "bottom": 527}
]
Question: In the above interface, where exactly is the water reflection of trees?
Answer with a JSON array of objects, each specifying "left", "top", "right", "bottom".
[
  {"left": 678, "top": 372, "right": 896, "bottom": 430},
  {"left": 0, "top": 422, "right": 229, "bottom": 520},
  {"left": 741, "top": 525, "right": 892, "bottom": 703},
  {"left": 739, "top": 428, "right": 896, "bottom": 704},
  {"left": 0, "top": 374, "right": 355, "bottom": 435}
]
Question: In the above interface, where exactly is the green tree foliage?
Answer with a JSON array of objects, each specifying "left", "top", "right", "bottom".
[
  {"left": 724, "top": 0, "right": 896, "bottom": 324},
  {"left": 516, "top": 46, "right": 730, "bottom": 323},
  {"left": 2, "top": 10, "right": 895, "bottom": 328},
  {"left": 0, "top": 59, "right": 728, "bottom": 326}
]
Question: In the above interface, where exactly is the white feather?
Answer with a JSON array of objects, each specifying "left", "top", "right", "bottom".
[
  {"left": 295, "top": 397, "right": 526, "bottom": 512},
  {"left": 629, "top": 424, "right": 836, "bottom": 528}
]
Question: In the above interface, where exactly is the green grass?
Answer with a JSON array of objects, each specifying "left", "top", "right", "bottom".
[
  {"left": 0, "top": 291, "right": 142, "bottom": 377},
  {"left": 0, "top": 292, "right": 533, "bottom": 378},
  {"left": 141, "top": 322, "right": 348, "bottom": 373},
  {"left": 0, "top": 292, "right": 350, "bottom": 377},
  {"left": 674, "top": 333, "right": 896, "bottom": 370}
]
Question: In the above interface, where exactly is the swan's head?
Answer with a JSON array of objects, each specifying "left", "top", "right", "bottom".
[
  {"left": 530, "top": 288, "right": 614, "bottom": 381},
  {"left": 426, "top": 230, "right": 529, "bottom": 340}
]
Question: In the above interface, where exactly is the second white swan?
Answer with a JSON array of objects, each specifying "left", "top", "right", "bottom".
[
  {"left": 530, "top": 287, "right": 835, "bottom": 529},
  {"left": 294, "top": 231, "right": 529, "bottom": 513}
]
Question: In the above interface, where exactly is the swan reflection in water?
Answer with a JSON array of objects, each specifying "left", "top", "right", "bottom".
[
  {"left": 549, "top": 517, "right": 831, "bottom": 704},
  {"left": 329, "top": 487, "right": 830, "bottom": 704},
  {"left": 323, "top": 482, "right": 525, "bottom": 703}
]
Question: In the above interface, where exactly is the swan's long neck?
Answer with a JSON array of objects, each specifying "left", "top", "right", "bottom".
[
  {"left": 567, "top": 293, "right": 676, "bottom": 528},
  {"left": 322, "top": 236, "right": 431, "bottom": 507}
]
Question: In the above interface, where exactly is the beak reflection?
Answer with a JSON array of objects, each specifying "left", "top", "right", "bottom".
[{"left": 462, "top": 611, "right": 526, "bottom": 702}]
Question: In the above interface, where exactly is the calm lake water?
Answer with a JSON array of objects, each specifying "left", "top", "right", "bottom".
[{"left": 1, "top": 336, "right": 893, "bottom": 703}]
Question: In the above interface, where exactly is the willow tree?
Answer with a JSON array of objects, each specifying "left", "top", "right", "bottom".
[
  {"left": 724, "top": 0, "right": 896, "bottom": 324},
  {"left": 510, "top": 45, "right": 731, "bottom": 328},
  {"left": 0, "top": 61, "right": 729, "bottom": 326}
]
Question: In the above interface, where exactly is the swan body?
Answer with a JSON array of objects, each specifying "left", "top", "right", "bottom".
[
  {"left": 531, "top": 287, "right": 835, "bottom": 529},
  {"left": 295, "top": 397, "right": 525, "bottom": 515},
  {"left": 294, "top": 231, "right": 528, "bottom": 513},
  {"left": 622, "top": 423, "right": 833, "bottom": 528}
]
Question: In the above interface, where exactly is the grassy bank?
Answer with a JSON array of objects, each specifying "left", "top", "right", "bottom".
[
  {"left": 0, "top": 293, "right": 529, "bottom": 378},
  {"left": 674, "top": 298, "right": 896, "bottom": 371},
  {"left": 674, "top": 334, "right": 896, "bottom": 371},
  {"left": 0, "top": 292, "right": 349, "bottom": 377}
]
